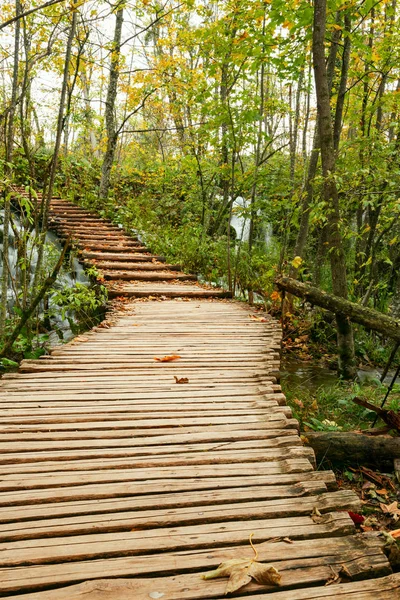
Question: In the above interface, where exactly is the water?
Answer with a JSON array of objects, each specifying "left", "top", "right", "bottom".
[
  {"left": 280, "top": 357, "right": 398, "bottom": 393},
  {"left": 231, "top": 197, "right": 250, "bottom": 242},
  {"left": 0, "top": 210, "right": 91, "bottom": 342}
]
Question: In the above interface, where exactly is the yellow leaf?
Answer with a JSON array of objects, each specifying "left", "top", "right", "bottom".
[{"left": 291, "top": 256, "right": 303, "bottom": 269}]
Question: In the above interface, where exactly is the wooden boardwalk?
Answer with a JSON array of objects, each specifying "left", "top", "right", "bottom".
[{"left": 1, "top": 195, "right": 399, "bottom": 598}]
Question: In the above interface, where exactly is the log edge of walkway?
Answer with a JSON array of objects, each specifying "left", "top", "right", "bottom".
[{"left": 275, "top": 275, "right": 400, "bottom": 342}]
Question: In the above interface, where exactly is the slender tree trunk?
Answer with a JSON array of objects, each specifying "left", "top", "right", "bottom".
[
  {"left": 99, "top": 4, "right": 124, "bottom": 202},
  {"left": 290, "top": 23, "right": 342, "bottom": 279},
  {"left": 333, "top": 12, "right": 351, "bottom": 152},
  {"left": 248, "top": 59, "right": 265, "bottom": 304},
  {"left": 81, "top": 72, "right": 99, "bottom": 157},
  {"left": 31, "top": 9, "right": 77, "bottom": 295},
  {"left": 313, "top": 0, "right": 356, "bottom": 379},
  {"left": 355, "top": 12, "right": 375, "bottom": 286},
  {"left": 0, "top": 0, "right": 21, "bottom": 337}
]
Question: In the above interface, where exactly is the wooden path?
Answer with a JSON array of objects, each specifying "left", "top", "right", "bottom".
[{"left": 1, "top": 195, "right": 399, "bottom": 598}]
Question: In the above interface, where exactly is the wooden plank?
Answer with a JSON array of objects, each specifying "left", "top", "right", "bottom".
[
  {"left": 0, "top": 434, "right": 309, "bottom": 466},
  {"left": 0, "top": 490, "right": 359, "bottom": 542},
  {"left": 0, "top": 480, "right": 329, "bottom": 523},
  {"left": 0, "top": 413, "right": 294, "bottom": 430},
  {"left": 0, "top": 512, "right": 355, "bottom": 568},
  {"left": 0, "top": 471, "right": 337, "bottom": 506},
  {"left": 0, "top": 534, "right": 388, "bottom": 595},
  {"left": 0, "top": 459, "right": 315, "bottom": 493},
  {"left": 12, "top": 570, "right": 398, "bottom": 600}
]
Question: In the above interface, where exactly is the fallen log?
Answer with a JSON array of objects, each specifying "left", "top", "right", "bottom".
[
  {"left": 275, "top": 276, "right": 400, "bottom": 343},
  {"left": 302, "top": 431, "right": 400, "bottom": 471},
  {"left": 352, "top": 397, "right": 400, "bottom": 433}
]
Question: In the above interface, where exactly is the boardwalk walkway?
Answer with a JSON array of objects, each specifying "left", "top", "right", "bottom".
[{"left": 1, "top": 195, "right": 399, "bottom": 598}]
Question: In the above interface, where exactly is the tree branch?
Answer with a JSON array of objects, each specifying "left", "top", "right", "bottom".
[{"left": 0, "top": 0, "right": 67, "bottom": 31}]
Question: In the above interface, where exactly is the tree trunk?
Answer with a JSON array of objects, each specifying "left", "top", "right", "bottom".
[
  {"left": 99, "top": 4, "right": 124, "bottom": 202},
  {"left": 313, "top": 0, "right": 356, "bottom": 379},
  {"left": 333, "top": 11, "right": 351, "bottom": 152},
  {"left": 0, "top": 0, "right": 21, "bottom": 338},
  {"left": 0, "top": 238, "right": 70, "bottom": 359},
  {"left": 31, "top": 9, "right": 77, "bottom": 295},
  {"left": 290, "top": 22, "right": 341, "bottom": 279},
  {"left": 276, "top": 275, "right": 400, "bottom": 343}
]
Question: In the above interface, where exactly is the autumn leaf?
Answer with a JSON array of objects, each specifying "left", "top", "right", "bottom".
[
  {"left": 249, "top": 314, "right": 267, "bottom": 322},
  {"left": 311, "top": 507, "right": 332, "bottom": 524},
  {"left": 174, "top": 376, "right": 189, "bottom": 383},
  {"left": 270, "top": 290, "right": 281, "bottom": 302},
  {"left": 380, "top": 501, "right": 400, "bottom": 518},
  {"left": 291, "top": 255, "right": 303, "bottom": 269},
  {"left": 202, "top": 534, "right": 281, "bottom": 594},
  {"left": 154, "top": 355, "right": 181, "bottom": 362},
  {"left": 348, "top": 511, "right": 365, "bottom": 525}
]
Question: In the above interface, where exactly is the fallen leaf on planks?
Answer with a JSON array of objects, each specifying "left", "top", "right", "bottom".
[
  {"left": 325, "top": 566, "right": 341, "bottom": 586},
  {"left": 174, "top": 376, "right": 189, "bottom": 384},
  {"left": 154, "top": 355, "right": 181, "bottom": 362},
  {"left": 249, "top": 314, "right": 268, "bottom": 322},
  {"left": 202, "top": 533, "right": 281, "bottom": 594},
  {"left": 311, "top": 507, "right": 332, "bottom": 524}
]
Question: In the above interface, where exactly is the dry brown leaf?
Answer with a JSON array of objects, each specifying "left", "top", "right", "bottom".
[
  {"left": 154, "top": 355, "right": 181, "bottom": 362},
  {"left": 174, "top": 376, "right": 189, "bottom": 384},
  {"left": 380, "top": 501, "right": 400, "bottom": 518},
  {"left": 325, "top": 566, "right": 341, "bottom": 586},
  {"left": 202, "top": 534, "right": 281, "bottom": 594},
  {"left": 311, "top": 507, "right": 332, "bottom": 524},
  {"left": 339, "top": 564, "right": 352, "bottom": 580},
  {"left": 249, "top": 314, "right": 267, "bottom": 322}
]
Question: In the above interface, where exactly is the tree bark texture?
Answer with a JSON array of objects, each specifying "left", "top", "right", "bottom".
[
  {"left": 99, "top": 4, "right": 124, "bottom": 201},
  {"left": 290, "top": 20, "right": 341, "bottom": 279},
  {"left": 1, "top": 0, "right": 21, "bottom": 336},
  {"left": 312, "top": 0, "right": 356, "bottom": 378},
  {"left": 276, "top": 276, "right": 400, "bottom": 342},
  {"left": 304, "top": 431, "right": 400, "bottom": 471}
]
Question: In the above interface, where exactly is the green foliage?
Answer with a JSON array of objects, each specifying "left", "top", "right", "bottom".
[
  {"left": 284, "top": 378, "right": 400, "bottom": 432},
  {"left": 0, "top": 357, "right": 19, "bottom": 371},
  {"left": 50, "top": 282, "right": 108, "bottom": 334}
]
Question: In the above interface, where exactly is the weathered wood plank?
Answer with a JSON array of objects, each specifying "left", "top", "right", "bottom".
[
  {"left": 0, "top": 490, "right": 359, "bottom": 542},
  {"left": 0, "top": 471, "right": 338, "bottom": 506},
  {"left": 0, "top": 534, "right": 386, "bottom": 595},
  {"left": 0, "top": 512, "right": 355, "bottom": 568},
  {"left": 0, "top": 480, "right": 329, "bottom": 523}
]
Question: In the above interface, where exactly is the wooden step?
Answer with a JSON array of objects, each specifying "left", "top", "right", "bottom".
[
  {"left": 103, "top": 270, "right": 197, "bottom": 282},
  {"left": 81, "top": 251, "right": 163, "bottom": 261},
  {"left": 88, "top": 261, "right": 181, "bottom": 271}
]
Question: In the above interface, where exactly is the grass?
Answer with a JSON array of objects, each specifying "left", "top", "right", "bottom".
[{"left": 282, "top": 378, "right": 400, "bottom": 432}]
